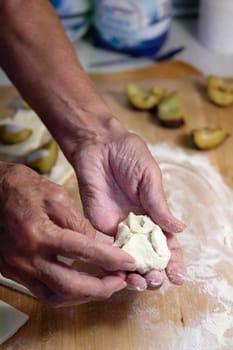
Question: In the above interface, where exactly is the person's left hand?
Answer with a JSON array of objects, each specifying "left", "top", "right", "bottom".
[{"left": 73, "top": 131, "right": 186, "bottom": 291}]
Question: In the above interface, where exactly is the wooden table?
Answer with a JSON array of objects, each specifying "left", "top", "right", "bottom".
[{"left": 0, "top": 61, "right": 233, "bottom": 350}]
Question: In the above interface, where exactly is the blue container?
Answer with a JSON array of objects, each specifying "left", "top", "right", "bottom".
[
  {"left": 93, "top": 0, "right": 172, "bottom": 56},
  {"left": 50, "top": 0, "right": 93, "bottom": 42}
]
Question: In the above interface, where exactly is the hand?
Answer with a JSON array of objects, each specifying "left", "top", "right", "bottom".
[
  {"left": 73, "top": 132, "right": 186, "bottom": 290},
  {"left": 0, "top": 163, "right": 136, "bottom": 306}
]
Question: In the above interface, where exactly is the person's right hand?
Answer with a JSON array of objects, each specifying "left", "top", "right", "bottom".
[
  {"left": 0, "top": 162, "right": 136, "bottom": 307},
  {"left": 72, "top": 131, "right": 186, "bottom": 291}
]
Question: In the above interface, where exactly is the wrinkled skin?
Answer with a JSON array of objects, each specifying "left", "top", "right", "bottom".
[
  {"left": 0, "top": 163, "right": 136, "bottom": 307},
  {"left": 74, "top": 132, "right": 186, "bottom": 291},
  {"left": 0, "top": 0, "right": 186, "bottom": 308},
  {"left": 0, "top": 134, "right": 186, "bottom": 307}
]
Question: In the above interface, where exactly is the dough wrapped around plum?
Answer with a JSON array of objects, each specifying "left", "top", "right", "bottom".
[{"left": 114, "top": 212, "right": 171, "bottom": 274}]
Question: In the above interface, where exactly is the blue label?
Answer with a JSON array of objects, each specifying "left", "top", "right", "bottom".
[{"left": 94, "top": 0, "right": 171, "bottom": 54}]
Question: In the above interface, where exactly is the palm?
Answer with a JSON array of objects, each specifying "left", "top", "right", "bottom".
[
  {"left": 75, "top": 134, "right": 158, "bottom": 235},
  {"left": 75, "top": 133, "right": 186, "bottom": 286}
]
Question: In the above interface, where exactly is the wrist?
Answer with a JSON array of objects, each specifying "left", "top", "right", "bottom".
[{"left": 54, "top": 105, "right": 127, "bottom": 164}]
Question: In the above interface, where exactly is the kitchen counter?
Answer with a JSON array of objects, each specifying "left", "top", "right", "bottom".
[
  {"left": 0, "top": 59, "right": 233, "bottom": 350},
  {"left": 0, "top": 9, "right": 233, "bottom": 350},
  {"left": 1, "top": 12, "right": 233, "bottom": 349}
]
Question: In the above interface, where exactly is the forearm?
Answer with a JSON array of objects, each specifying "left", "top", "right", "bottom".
[{"left": 0, "top": 0, "right": 125, "bottom": 163}]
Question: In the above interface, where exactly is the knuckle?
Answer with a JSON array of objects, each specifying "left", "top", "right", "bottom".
[
  {"left": 54, "top": 281, "right": 74, "bottom": 298},
  {"left": 1, "top": 163, "right": 38, "bottom": 187},
  {"left": 52, "top": 185, "right": 69, "bottom": 202},
  {"left": 50, "top": 284, "right": 81, "bottom": 302},
  {"left": 30, "top": 254, "right": 42, "bottom": 270},
  {"left": 18, "top": 221, "right": 43, "bottom": 252},
  {"left": 78, "top": 217, "right": 95, "bottom": 236},
  {"left": 79, "top": 239, "right": 95, "bottom": 262},
  {"left": 93, "top": 280, "right": 115, "bottom": 300},
  {"left": 126, "top": 132, "right": 142, "bottom": 145},
  {"left": 30, "top": 256, "right": 52, "bottom": 282}
]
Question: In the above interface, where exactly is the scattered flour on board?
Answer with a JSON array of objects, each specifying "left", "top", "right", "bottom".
[
  {"left": 103, "top": 142, "right": 233, "bottom": 350},
  {"left": 6, "top": 142, "right": 233, "bottom": 350}
]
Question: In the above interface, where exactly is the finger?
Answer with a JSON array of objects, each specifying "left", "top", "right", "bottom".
[
  {"left": 165, "top": 232, "right": 186, "bottom": 285},
  {"left": 47, "top": 295, "right": 92, "bottom": 308},
  {"left": 126, "top": 273, "right": 147, "bottom": 291},
  {"left": 95, "top": 231, "right": 114, "bottom": 245},
  {"left": 110, "top": 271, "right": 126, "bottom": 279},
  {"left": 43, "top": 184, "right": 96, "bottom": 239},
  {"left": 48, "top": 273, "right": 127, "bottom": 307},
  {"left": 0, "top": 264, "right": 52, "bottom": 302},
  {"left": 49, "top": 227, "right": 136, "bottom": 272},
  {"left": 139, "top": 165, "right": 185, "bottom": 233},
  {"left": 35, "top": 258, "right": 127, "bottom": 305},
  {"left": 18, "top": 279, "right": 53, "bottom": 302},
  {"left": 144, "top": 270, "right": 165, "bottom": 290}
]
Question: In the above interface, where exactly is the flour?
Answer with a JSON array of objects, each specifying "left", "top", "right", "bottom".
[
  {"left": 2, "top": 142, "right": 233, "bottom": 349},
  {"left": 104, "top": 142, "right": 233, "bottom": 350},
  {"left": 148, "top": 143, "right": 233, "bottom": 349}
]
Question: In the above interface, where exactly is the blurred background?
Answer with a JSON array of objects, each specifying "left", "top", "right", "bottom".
[
  {"left": 172, "top": 0, "right": 199, "bottom": 15},
  {"left": 1, "top": 0, "right": 233, "bottom": 85},
  {"left": 51, "top": 0, "right": 200, "bottom": 44}
]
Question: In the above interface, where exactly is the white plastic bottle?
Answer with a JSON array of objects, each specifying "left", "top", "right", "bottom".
[
  {"left": 198, "top": 0, "right": 233, "bottom": 54},
  {"left": 93, "top": 0, "right": 172, "bottom": 56}
]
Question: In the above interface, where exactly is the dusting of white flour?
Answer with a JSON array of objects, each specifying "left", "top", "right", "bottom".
[
  {"left": 149, "top": 143, "right": 233, "bottom": 350},
  {"left": 99, "top": 143, "right": 233, "bottom": 350}
]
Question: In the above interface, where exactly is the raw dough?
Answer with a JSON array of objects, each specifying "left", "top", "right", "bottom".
[
  {"left": 0, "top": 109, "right": 48, "bottom": 157},
  {"left": 0, "top": 300, "right": 29, "bottom": 345},
  {"left": 114, "top": 212, "right": 171, "bottom": 274}
]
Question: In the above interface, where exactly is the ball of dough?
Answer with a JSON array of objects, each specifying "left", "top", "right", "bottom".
[{"left": 113, "top": 212, "right": 171, "bottom": 274}]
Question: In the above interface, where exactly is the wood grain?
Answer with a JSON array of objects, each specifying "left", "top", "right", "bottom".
[
  {"left": 0, "top": 61, "right": 232, "bottom": 350},
  {"left": 90, "top": 60, "right": 201, "bottom": 82}
]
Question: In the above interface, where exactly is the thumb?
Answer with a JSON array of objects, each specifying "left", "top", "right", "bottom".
[
  {"left": 44, "top": 191, "right": 96, "bottom": 239},
  {"left": 139, "top": 166, "right": 185, "bottom": 233}
]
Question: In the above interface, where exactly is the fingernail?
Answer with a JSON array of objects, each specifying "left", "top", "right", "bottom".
[
  {"left": 135, "top": 285, "right": 147, "bottom": 292},
  {"left": 127, "top": 285, "right": 147, "bottom": 292},
  {"left": 175, "top": 273, "right": 186, "bottom": 284},
  {"left": 148, "top": 279, "right": 163, "bottom": 287},
  {"left": 168, "top": 270, "right": 186, "bottom": 285},
  {"left": 123, "top": 262, "right": 136, "bottom": 271}
]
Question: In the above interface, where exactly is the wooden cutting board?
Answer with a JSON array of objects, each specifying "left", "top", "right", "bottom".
[{"left": 0, "top": 61, "right": 233, "bottom": 350}]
